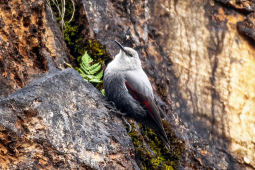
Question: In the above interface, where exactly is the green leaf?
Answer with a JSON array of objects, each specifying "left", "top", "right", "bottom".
[
  {"left": 89, "top": 64, "right": 101, "bottom": 74},
  {"left": 95, "top": 70, "right": 103, "bottom": 79},
  {"left": 86, "top": 75, "right": 96, "bottom": 80},
  {"left": 76, "top": 50, "right": 104, "bottom": 90},
  {"left": 100, "top": 89, "right": 106, "bottom": 96},
  {"left": 77, "top": 68, "right": 85, "bottom": 75},
  {"left": 82, "top": 51, "right": 92, "bottom": 66},
  {"left": 80, "top": 63, "right": 90, "bottom": 74},
  {"left": 89, "top": 63, "right": 100, "bottom": 71},
  {"left": 65, "top": 62, "right": 73, "bottom": 69},
  {"left": 89, "top": 79, "right": 103, "bottom": 83}
]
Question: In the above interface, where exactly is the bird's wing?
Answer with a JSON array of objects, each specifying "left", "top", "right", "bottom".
[
  {"left": 124, "top": 69, "right": 154, "bottom": 99},
  {"left": 124, "top": 69, "right": 165, "bottom": 134},
  {"left": 124, "top": 69, "right": 170, "bottom": 150}
]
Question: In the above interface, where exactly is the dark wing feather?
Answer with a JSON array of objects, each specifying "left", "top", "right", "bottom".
[
  {"left": 125, "top": 81, "right": 163, "bottom": 128},
  {"left": 125, "top": 81, "right": 170, "bottom": 150}
]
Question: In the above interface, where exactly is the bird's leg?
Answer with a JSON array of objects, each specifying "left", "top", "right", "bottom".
[
  {"left": 104, "top": 101, "right": 131, "bottom": 132},
  {"left": 108, "top": 101, "right": 117, "bottom": 108},
  {"left": 122, "top": 117, "right": 132, "bottom": 133},
  {"left": 104, "top": 101, "right": 127, "bottom": 116}
]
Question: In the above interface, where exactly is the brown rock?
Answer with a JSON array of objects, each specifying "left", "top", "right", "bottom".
[
  {"left": 237, "top": 12, "right": 255, "bottom": 40},
  {"left": 217, "top": 0, "right": 255, "bottom": 13},
  {"left": 0, "top": 0, "right": 70, "bottom": 97}
]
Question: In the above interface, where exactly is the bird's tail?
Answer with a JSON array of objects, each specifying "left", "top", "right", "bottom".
[{"left": 157, "top": 130, "right": 171, "bottom": 151}]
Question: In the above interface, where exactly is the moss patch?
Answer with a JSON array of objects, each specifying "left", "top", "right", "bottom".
[
  {"left": 49, "top": 0, "right": 108, "bottom": 92},
  {"left": 49, "top": 0, "right": 110, "bottom": 65},
  {"left": 127, "top": 120, "right": 185, "bottom": 170}
]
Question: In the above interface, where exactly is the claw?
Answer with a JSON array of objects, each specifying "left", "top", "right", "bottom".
[
  {"left": 105, "top": 101, "right": 127, "bottom": 116},
  {"left": 122, "top": 117, "right": 132, "bottom": 133}
]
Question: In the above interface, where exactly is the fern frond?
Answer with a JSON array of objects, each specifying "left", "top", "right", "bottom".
[
  {"left": 95, "top": 70, "right": 103, "bottom": 80},
  {"left": 89, "top": 64, "right": 101, "bottom": 74},
  {"left": 80, "top": 63, "right": 90, "bottom": 74},
  {"left": 89, "top": 63, "right": 100, "bottom": 71},
  {"left": 100, "top": 89, "right": 106, "bottom": 96},
  {"left": 82, "top": 51, "right": 92, "bottom": 67},
  {"left": 77, "top": 51, "right": 104, "bottom": 90},
  {"left": 89, "top": 79, "right": 103, "bottom": 83},
  {"left": 86, "top": 75, "right": 96, "bottom": 80},
  {"left": 77, "top": 68, "right": 86, "bottom": 77}
]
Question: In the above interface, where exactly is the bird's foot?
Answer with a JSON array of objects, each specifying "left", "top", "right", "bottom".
[
  {"left": 108, "top": 101, "right": 116, "bottom": 107},
  {"left": 110, "top": 109, "right": 126, "bottom": 116},
  {"left": 122, "top": 117, "right": 132, "bottom": 133},
  {"left": 104, "top": 101, "right": 127, "bottom": 116},
  {"left": 104, "top": 101, "right": 116, "bottom": 110}
]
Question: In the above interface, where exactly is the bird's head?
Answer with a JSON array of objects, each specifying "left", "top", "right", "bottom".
[{"left": 111, "top": 40, "right": 142, "bottom": 71}]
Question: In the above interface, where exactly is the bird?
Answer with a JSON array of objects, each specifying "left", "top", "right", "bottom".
[{"left": 103, "top": 40, "right": 170, "bottom": 151}]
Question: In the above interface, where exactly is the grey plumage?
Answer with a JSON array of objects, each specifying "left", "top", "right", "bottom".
[{"left": 104, "top": 40, "right": 170, "bottom": 150}]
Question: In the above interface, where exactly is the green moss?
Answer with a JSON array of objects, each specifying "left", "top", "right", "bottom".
[
  {"left": 63, "top": 21, "right": 78, "bottom": 46},
  {"left": 127, "top": 119, "right": 185, "bottom": 170},
  {"left": 164, "top": 165, "right": 175, "bottom": 170},
  {"left": 49, "top": 0, "right": 108, "bottom": 93},
  {"left": 84, "top": 40, "right": 108, "bottom": 63},
  {"left": 49, "top": 0, "right": 109, "bottom": 64}
]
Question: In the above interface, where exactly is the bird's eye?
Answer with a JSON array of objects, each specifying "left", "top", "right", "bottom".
[{"left": 125, "top": 52, "right": 133, "bottom": 57}]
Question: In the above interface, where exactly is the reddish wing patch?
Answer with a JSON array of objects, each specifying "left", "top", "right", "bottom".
[
  {"left": 143, "top": 101, "right": 152, "bottom": 113},
  {"left": 125, "top": 81, "right": 152, "bottom": 114},
  {"left": 143, "top": 101, "right": 154, "bottom": 118},
  {"left": 125, "top": 81, "right": 169, "bottom": 148},
  {"left": 125, "top": 81, "right": 166, "bottom": 144},
  {"left": 125, "top": 81, "right": 138, "bottom": 98}
]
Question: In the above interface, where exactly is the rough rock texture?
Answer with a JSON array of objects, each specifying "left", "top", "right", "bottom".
[
  {"left": 81, "top": 0, "right": 255, "bottom": 169},
  {"left": 0, "top": 68, "right": 139, "bottom": 170},
  {"left": 0, "top": 0, "right": 70, "bottom": 97},
  {"left": 218, "top": 0, "right": 255, "bottom": 42},
  {"left": 216, "top": 0, "right": 255, "bottom": 13},
  {"left": 0, "top": 0, "right": 255, "bottom": 169},
  {"left": 237, "top": 12, "right": 255, "bottom": 40}
]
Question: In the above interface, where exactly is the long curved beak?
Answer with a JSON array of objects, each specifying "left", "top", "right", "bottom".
[{"left": 114, "top": 40, "right": 127, "bottom": 54}]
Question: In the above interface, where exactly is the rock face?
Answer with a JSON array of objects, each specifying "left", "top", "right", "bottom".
[
  {"left": 81, "top": 0, "right": 255, "bottom": 169},
  {"left": 237, "top": 12, "right": 255, "bottom": 40},
  {"left": 0, "top": 0, "right": 255, "bottom": 169},
  {"left": 0, "top": 68, "right": 139, "bottom": 170},
  {"left": 216, "top": 0, "right": 255, "bottom": 13},
  {"left": 0, "top": 0, "right": 70, "bottom": 97}
]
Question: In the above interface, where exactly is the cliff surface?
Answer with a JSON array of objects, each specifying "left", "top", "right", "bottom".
[
  {"left": 0, "top": 68, "right": 139, "bottom": 169},
  {"left": 0, "top": 0, "right": 254, "bottom": 169}
]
